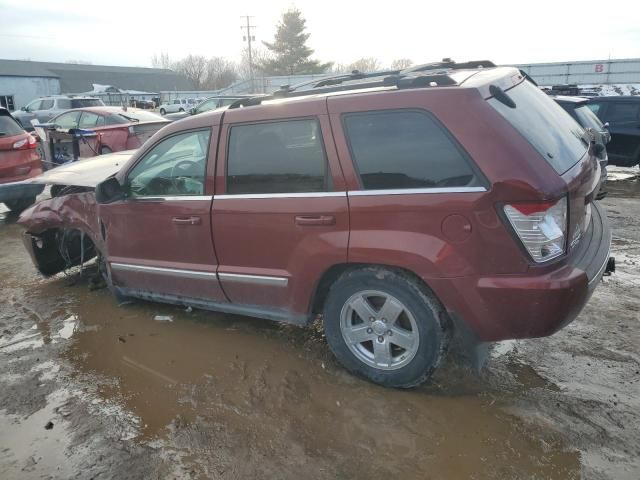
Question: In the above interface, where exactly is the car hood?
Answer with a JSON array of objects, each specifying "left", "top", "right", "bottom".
[{"left": 28, "top": 150, "right": 135, "bottom": 187}]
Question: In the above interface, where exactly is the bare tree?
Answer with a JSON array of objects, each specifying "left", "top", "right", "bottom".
[
  {"left": 203, "top": 57, "right": 238, "bottom": 90},
  {"left": 174, "top": 55, "right": 208, "bottom": 90},
  {"left": 151, "top": 52, "right": 173, "bottom": 69},
  {"left": 238, "top": 47, "right": 271, "bottom": 80},
  {"left": 347, "top": 57, "right": 382, "bottom": 73},
  {"left": 390, "top": 58, "right": 413, "bottom": 70}
]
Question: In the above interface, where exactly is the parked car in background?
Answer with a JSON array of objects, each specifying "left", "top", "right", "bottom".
[
  {"left": 13, "top": 95, "right": 105, "bottom": 131},
  {"left": 19, "top": 61, "right": 613, "bottom": 388},
  {"left": 0, "top": 107, "right": 44, "bottom": 211},
  {"left": 554, "top": 96, "right": 610, "bottom": 186},
  {"left": 587, "top": 96, "right": 640, "bottom": 167},
  {"left": 129, "top": 99, "right": 155, "bottom": 109},
  {"left": 159, "top": 98, "right": 199, "bottom": 116},
  {"left": 48, "top": 107, "right": 169, "bottom": 156},
  {"left": 163, "top": 95, "right": 251, "bottom": 121}
]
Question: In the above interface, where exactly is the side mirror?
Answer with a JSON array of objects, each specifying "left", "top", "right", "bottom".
[
  {"left": 593, "top": 143, "right": 606, "bottom": 158},
  {"left": 189, "top": 107, "right": 196, "bottom": 115},
  {"left": 21, "top": 106, "right": 28, "bottom": 112},
  {"left": 95, "top": 176, "right": 126, "bottom": 204},
  {"left": 602, "top": 122, "right": 610, "bottom": 129}
]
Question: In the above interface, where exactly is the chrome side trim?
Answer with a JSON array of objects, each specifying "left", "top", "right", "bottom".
[
  {"left": 214, "top": 192, "right": 346, "bottom": 200},
  {"left": 110, "top": 262, "right": 217, "bottom": 279},
  {"left": 218, "top": 272, "right": 289, "bottom": 287},
  {"left": 348, "top": 187, "right": 487, "bottom": 196},
  {"left": 131, "top": 195, "right": 213, "bottom": 202}
]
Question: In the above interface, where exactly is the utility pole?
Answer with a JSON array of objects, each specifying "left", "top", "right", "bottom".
[{"left": 241, "top": 16, "right": 256, "bottom": 93}]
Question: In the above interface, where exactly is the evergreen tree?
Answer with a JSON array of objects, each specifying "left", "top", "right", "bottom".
[{"left": 260, "top": 9, "right": 331, "bottom": 75}]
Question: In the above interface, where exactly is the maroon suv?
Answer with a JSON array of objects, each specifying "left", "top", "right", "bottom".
[{"left": 19, "top": 60, "right": 612, "bottom": 387}]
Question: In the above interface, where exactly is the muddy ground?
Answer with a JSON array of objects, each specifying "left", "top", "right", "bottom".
[{"left": 1, "top": 169, "right": 639, "bottom": 480}]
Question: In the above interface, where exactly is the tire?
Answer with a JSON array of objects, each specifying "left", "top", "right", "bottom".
[
  {"left": 100, "top": 146, "right": 112, "bottom": 155},
  {"left": 179, "top": 108, "right": 184, "bottom": 112},
  {"left": 160, "top": 108, "right": 166, "bottom": 115},
  {"left": 4, "top": 196, "right": 36, "bottom": 213},
  {"left": 323, "top": 267, "right": 450, "bottom": 388}
]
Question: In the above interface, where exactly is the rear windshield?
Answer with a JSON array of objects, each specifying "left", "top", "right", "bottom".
[
  {"left": 0, "top": 114, "right": 24, "bottom": 136},
  {"left": 574, "top": 105, "right": 605, "bottom": 131},
  {"left": 488, "top": 81, "right": 589, "bottom": 174}
]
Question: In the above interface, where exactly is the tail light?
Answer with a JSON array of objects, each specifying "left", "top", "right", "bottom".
[
  {"left": 13, "top": 135, "right": 37, "bottom": 150},
  {"left": 503, "top": 197, "right": 568, "bottom": 263}
]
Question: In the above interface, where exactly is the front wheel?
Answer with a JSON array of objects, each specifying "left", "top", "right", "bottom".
[
  {"left": 4, "top": 196, "right": 36, "bottom": 212},
  {"left": 160, "top": 108, "right": 166, "bottom": 115},
  {"left": 323, "top": 268, "right": 450, "bottom": 388}
]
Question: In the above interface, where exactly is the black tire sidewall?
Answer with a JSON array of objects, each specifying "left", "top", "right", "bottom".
[
  {"left": 4, "top": 196, "right": 36, "bottom": 212},
  {"left": 323, "top": 270, "right": 444, "bottom": 388}
]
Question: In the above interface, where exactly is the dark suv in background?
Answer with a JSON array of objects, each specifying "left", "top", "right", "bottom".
[
  {"left": 13, "top": 95, "right": 105, "bottom": 130},
  {"left": 554, "top": 96, "right": 610, "bottom": 185},
  {"left": 587, "top": 96, "right": 640, "bottom": 167}
]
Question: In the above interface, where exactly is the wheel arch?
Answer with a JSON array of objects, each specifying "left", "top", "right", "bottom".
[{"left": 310, "top": 262, "right": 448, "bottom": 318}]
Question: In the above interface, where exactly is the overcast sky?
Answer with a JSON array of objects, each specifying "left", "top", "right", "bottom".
[{"left": 0, "top": 0, "right": 638, "bottom": 68}]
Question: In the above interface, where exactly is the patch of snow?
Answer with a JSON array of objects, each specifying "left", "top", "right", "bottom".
[{"left": 57, "top": 315, "right": 79, "bottom": 340}]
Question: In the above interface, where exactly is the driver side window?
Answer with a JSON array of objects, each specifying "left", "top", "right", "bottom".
[{"left": 127, "top": 130, "right": 211, "bottom": 197}]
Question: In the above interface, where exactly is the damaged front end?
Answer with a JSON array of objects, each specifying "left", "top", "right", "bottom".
[
  {"left": 19, "top": 187, "right": 103, "bottom": 277},
  {"left": 18, "top": 151, "right": 133, "bottom": 277}
]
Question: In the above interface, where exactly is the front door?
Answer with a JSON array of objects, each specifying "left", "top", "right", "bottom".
[
  {"left": 212, "top": 105, "right": 349, "bottom": 323},
  {"left": 99, "top": 128, "right": 227, "bottom": 303}
]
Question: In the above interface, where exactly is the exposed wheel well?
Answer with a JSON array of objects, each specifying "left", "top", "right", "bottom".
[{"left": 310, "top": 263, "right": 446, "bottom": 317}]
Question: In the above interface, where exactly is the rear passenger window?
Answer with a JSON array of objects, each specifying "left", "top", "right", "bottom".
[
  {"left": 343, "top": 110, "right": 481, "bottom": 190},
  {"left": 227, "top": 119, "right": 329, "bottom": 194},
  {"left": 607, "top": 103, "right": 640, "bottom": 122}
]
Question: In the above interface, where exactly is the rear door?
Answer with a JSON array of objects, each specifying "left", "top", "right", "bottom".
[
  {"left": 100, "top": 128, "right": 227, "bottom": 303},
  {"left": 211, "top": 100, "right": 349, "bottom": 322},
  {"left": 599, "top": 101, "right": 640, "bottom": 165}
]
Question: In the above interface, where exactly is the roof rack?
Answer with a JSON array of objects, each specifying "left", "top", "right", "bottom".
[{"left": 228, "top": 58, "right": 495, "bottom": 110}]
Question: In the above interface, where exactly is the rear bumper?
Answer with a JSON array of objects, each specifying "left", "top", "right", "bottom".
[
  {"left": 0, "top": 180, "right": 44, "bottom": 203},
  {"left": 430, "top": 202, "right": 611, "bottom": 341}
]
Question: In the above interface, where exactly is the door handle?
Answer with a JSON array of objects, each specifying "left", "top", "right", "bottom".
[
  {"left": 172, "top": 216, "right": 202, "bottom": 225},
  {"left": 295, "top": 215, "right": 336, "bottom": 226}
]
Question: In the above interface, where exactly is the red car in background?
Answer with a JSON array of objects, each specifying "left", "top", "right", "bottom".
[
  {"left": 0, "top": 107, "right": 44, "bottom": 212},
  {"left": 48, "top": 107, "right": 169, "bottom": 157}
]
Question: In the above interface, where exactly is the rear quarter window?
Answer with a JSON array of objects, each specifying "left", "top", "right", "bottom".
[
  {"left": 71, "top": 99, "right": 103, "bottom": 108},
  {"left": 488, "top": 81, "right": 588, "bottom": 174},
  {"left": 343, "top": 110, "right": 483, "bottom": 190}
]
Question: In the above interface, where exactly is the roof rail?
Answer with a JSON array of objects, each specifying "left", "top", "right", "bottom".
[{"left": 227, "top": 59, "right": 495, "bottom": 110}]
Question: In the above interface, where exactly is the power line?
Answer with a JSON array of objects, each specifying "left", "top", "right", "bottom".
[{"left": 241, "top": 15, "right": 256, "bottom": 93}]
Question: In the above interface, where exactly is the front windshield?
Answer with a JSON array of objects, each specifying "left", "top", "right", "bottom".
[
  {"left": 195, "top": 99, "right": 217, "bottom": 114},
  {"left": 574, "top": 105, "right": 605, "bottom": 131}
]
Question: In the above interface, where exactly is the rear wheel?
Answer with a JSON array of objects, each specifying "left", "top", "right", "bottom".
[
  {"left": 4, "top": 196, "right": 36, "bottom": 212},
  {"left": 323, "top": 268, "right": 450, "bottom": 388},
  {"left": 160, "top": 108, "right": 166, "bottom": 115},
  {"left": 179, "top": 108, "right": 185, "bottom": 112},
  {"left": 100, "top": 146, "right": 112, "bottom": 155}
]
